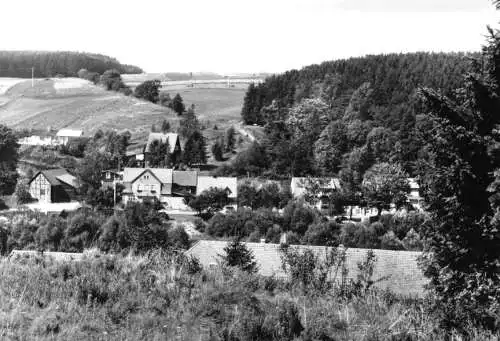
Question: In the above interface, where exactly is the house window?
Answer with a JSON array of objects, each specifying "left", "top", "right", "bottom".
[
  {"left": 40, "top": 188, "right": 45, "bottom": 196},
  {"left": 137, "top": 184, "right": 143, "bottom": 192},
  {"left": 106, "top": 172, "right": 111, "bottom": 179}
]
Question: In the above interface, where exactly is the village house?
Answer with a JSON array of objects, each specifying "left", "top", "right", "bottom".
[
  {"left": 290, "top": 177, "right": 340, "bottom": 210},
  {"left": 126, "top": 133, "right": 182, "bottom": 167},
  {"left": 29, "top": 169, "right": 80, "bottom": 203},
  {"left": 197, "top": 176, "right": 238, "bottom": 211},
  {"left": 101, "top": 170, "right": 123, "bottom": 189},
  {"left": 121, "top": 168, "right": 173, "bottom": 205},
  {"left": 56, "top": 129, "right": 84, "bottom": 145},
  {"left": 120, "top": 169, "right": 238, "bottom": 211}
]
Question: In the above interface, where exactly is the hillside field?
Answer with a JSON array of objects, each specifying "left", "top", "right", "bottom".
[{"left": 0, "top": 78, "right": 254, "bottom": 147}]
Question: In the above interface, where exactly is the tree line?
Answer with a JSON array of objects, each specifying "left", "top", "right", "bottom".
[{"left": 0, "top": 51, "right": 142, "bottom": 78}]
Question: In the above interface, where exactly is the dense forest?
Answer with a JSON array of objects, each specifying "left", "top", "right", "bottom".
[
  {"left": 0, "top": 51, "right": 143, "bottom": 78},
  {"left": 235, "top": 52, "right": 478, "bottom": 178}
]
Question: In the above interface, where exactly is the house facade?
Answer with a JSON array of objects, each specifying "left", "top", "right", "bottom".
[
  {"left": 121, "top": 168, "right": 173, "bottom": 205},
  {"left": 29, "top": 169, "right": 79, "bottom": 203}
]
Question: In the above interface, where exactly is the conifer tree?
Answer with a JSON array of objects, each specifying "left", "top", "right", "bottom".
[
  {"left": 219, "top": 237, "right": 258, "bottom": 273},
  {"left": 182, "top": 131, "right": 207, "bottom": 166},
  {"left": 172, "top": 93, "right": 185, "bottom": 115},
  {"left": 417, "top": 19, "right": 500, "bottom": 331}
]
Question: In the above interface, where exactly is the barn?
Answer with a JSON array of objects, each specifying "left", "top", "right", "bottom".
[{"left": 29, "top": 169, "right": 80, "bottom": 203}]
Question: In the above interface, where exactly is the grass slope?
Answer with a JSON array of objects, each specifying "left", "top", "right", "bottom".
[
  {"left": 0, "top": 251, "right": 496, "bottom": 340},
  {"left": 0, "top": 78, "right": 175, "bottom": 140},
  {"left": 0, "top": 78, "right": 251, "bottom": 142}
]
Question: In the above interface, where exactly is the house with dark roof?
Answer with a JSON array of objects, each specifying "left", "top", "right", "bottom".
[
  {"left": 172, "top": 170, "right": 197, "bottom": 196},
  {"left": 29, "top": 169, "right": 80, "bottom": 203},
  {"left": 125, "top": 133, "right": 182, "bottom": 167},
  {"left": 186, "top": 240, "right": 428, "bottom": 296}
]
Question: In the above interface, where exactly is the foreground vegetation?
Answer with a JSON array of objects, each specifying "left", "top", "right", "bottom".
[{"left": 0, "top": 250, "right": 497, "bottom": 341}]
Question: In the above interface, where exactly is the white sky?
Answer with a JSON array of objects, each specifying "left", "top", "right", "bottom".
[{"left": 1, "top": 0, "right": 498, "bottom": 74}]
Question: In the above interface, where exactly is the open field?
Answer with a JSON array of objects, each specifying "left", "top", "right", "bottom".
[
  {"left": 0, "top": 78, "right": 177, "bottom": 141},
  {"left": 0, "top": 78, "right": 258, "bottom": 145}
]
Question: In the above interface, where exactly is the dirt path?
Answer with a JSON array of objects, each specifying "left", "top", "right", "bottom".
[{"left": 235, "top": 122, "right": 256, "bottom": 142}]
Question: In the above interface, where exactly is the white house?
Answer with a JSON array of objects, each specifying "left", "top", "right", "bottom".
[{"left": 56, "top": 129, "right": 84, "bottom": 145}]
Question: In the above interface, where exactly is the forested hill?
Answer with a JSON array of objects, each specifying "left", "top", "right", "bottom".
[
  {"left": 223, "top": 52, "right": 481, "bottom": 179},
  {"left": 0, "top": 51, "right": 143, "bottom": 78},
  {"left": 242, "top": 52, "right": 476, "bottom": 130}
]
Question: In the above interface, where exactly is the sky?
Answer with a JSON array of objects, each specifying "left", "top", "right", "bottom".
[{"left": 0, "top": 0, "right": 498, "bottom": 74}]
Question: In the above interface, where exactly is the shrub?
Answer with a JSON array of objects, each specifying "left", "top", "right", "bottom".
[
  {"left": 193, "top": 217, "right": 205, "bottom": 232},
  {"left": 14, "top": 179, "right": 33, "bottom": 205},
  {"left": 167, "top": 226, "right": 190, "bottom": 250},
  {"left": 302, "top": 220, "right": 341, "bottom": 246},
  {"left": 282, "top": 200, "right": 318, "bottom": 235},
  {"left": 380, "top": 231, "right": 405, "bottom": 250},
  {"left": 65, "top": 212, "right": 102, "bottom": 252},
  {"left": 98, "top": 215, "right": 129, "bottom": 252},
  {"left": 35, "top": 215, "right": 66, "bottom": 251},
  {"left": 402, "top": 228, "right": 423, "bottom": 251}
]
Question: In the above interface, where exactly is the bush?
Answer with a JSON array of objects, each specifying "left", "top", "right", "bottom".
[
  {"left": 14, "top": 179, "right": 33, "bottom": 205},
  {"left": 98, "top": 215, "right": 129, "bottom": 252},
  {"left": 35, "top": 216, "right": 66, "bottom": 251},
  {"left": 65, "top": 212, "right": 102, "bottom": 252},
  {"left": 340, "top": 223, "right": 380, "bottom": 249},
  {"left": 282, "top": 200, "right": 318, "bottom": 235},
  {"left": 167, "top": 226, "right": 190, "bottom": 249},
  {"left": 302, "top": 220, "right": 341, "bottom": 246},
  {"left": 402, "top": 228, "right": 423, "bottom": 251},
  {"left": 380, "top": 231, "right": 405, "bottom": 250},
  {"left": 193, "top": 217, "right": 205, "bottom": 232}
]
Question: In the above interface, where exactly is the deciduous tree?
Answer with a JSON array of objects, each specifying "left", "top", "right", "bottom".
[{"left": 362, "top": 162, "right": 410, "bottom": 216}]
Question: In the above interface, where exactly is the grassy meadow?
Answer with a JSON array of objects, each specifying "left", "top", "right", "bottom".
[{"left": 1, "top": 250, "right": 496, "bottom": 341}]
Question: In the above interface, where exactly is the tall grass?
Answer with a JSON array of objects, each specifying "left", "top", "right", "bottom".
[{"left": 0, "top": 251, "right": 497, "bottom": 340}]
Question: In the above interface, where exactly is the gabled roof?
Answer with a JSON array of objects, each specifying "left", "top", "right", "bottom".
[
  {"left": 56, "top": 129, "right": 84, "bottom": 137},
  {"left": 145, "top": 133, "right": 179, "bottom": 154},
  {"left": 30, "top": 169, "right": 78, "bottom": 188},
  {"left": 196, "top": 176, "right": 237, "bottom": 198},
  {"left": 122, "top": 167, "right": 173, "bottom": 184},
  {"left": 173, "top": 170, "right": 198, "bottom": 187},
  {"left": 186, "top": 240, "right": 427, "bottom": 296}
]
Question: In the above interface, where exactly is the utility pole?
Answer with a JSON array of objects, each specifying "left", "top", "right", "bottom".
[{"left": 32, "top": 67, "right": 34, "bottom": 88}]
